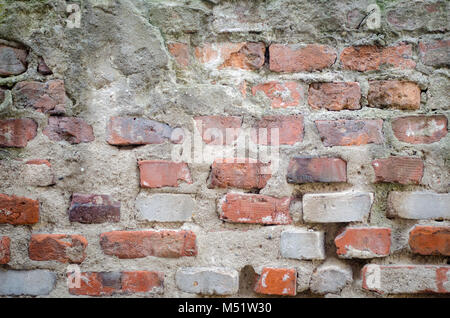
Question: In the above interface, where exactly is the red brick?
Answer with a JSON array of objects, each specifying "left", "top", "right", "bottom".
[
  {"left": 168, "top": 43, "right": 190, "bottom": 68},
  {"left": 68, "top": 271, "right": 164, "bottom": 296},
  {"left": 194, "top": 116, "right": 242, "bottom": 145},
  {"left": 68, "top": 193, "right": 121, "bottom": 224},
  {"left": 254, "top": 268, "right": 296, "bottom": 296},
  {"left": 195, "top": 42, "right": 265, "bottom": 70},
  {"left": 391, "top": 115, "right": 447, "bottom": 144},
  {"left": 219, "top": 193, "right": 292, "bottom": 225},
  {"left": 106, "top": 116, "right": 180, "bottom": 146},
  {"left": 0, "top": 44, "right": 27, "bottom": 76},
  {"left": 251, "top": 115, "right": 304, "bottom": 145},
  {"left": 100, "top": 230, "right": 197, "bottom": 259},
  {"left": 340, "top": 44, "right": 415, "bottom": 71},
  {"left": 29, "top": 234, "right": 88, "bottom": 264},
  {"left": 251, "top": 81, "right": 303, "bottom": 108},
  {"left": 419, "top": 39, "right": 450, "bottom": 67},
  {"left": 335, "top": 227, "right": 391, "bottom": 258},
  {"left": 409, "top": 225, "right": 450, "bottom": 256},
  {"left": 37, "top": 57, "right": 53, "bottom": 75},
  {"left": 207, "top": 158, "right": 271, "bottom": 189},
  {"left": 0, "top": 194, "right": 39, "bottom": 225},
  {"left": 0, "top": 236, "right": 10, "bottom": 264},
  {"left": 0, "top": 118, "right": 37, "bottom": 148},
  {"left": 287, "top": 157, "right": 346, "bottom": 184},
  {"left": 43, "top": 117, "right": 94, "bottom": 144},
  {"left": 269, "top": 44, "right": 337, "bottom": 72},
  {"left": 315, "top": 119, "right": 384, "bottom": 146},
  {"left": 372, "top": 157, "right": 423, "bottom": 185},
  {"left": 368, "top": 81, "right": 420, "bottom": 110},
  {"left": 308, "top": 82, "right": 361, "bottom": 111},
  {"left": 138, "top": 160, "right": 192, "bottom": 188},
  {"left": 13, "top": 80, "right": 66, "bottom": 114}
]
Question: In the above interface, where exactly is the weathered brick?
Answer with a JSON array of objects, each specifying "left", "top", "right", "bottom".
[
  {"left": 69, "top": 271, "right": 164, "bottom": 296},
  {"left": 195, "top": 42, "right": 265, "bottom": 70},
  {"left": 409, "top": 225, "right": 450, "bottom": 256},
  {"left": 308, "top": 82, "right": 361, "bottom": 111},
  {"left": 372, "top": 157, "right": 423, "bottom": 185},
  {"left": 340, "top": 44, "right": 415, "bottom": 71},
  {"left": 138, "top": 160, "right": 192, "bottom": 188},
  {"left": 194, "top": 116, "right": 242, "bottom": 145},
  {"left": 280, "top": 229, "right": 325, "bottom": 260},
  {"left": 0, "top": 87, "right": 5, "bottom": 103},
  {"left": 208, "top": 158, "right": 271, "bottom": 189},
  {"left": 287, "top": 157, "right": 346, "bottom": 184},
  {"left": 419, "top": 39, "right": 450, "bottom": 67},
  {"left": 335, "top": 227, "right": 391, "bottom": 259},
  {"left": 100, "top": 230, "right": 197, "bottom": 259},
  {"left": 106, "top": 117, "right": 181, "bottom": 146},
  {"left": 388, "top": 192, "right": 450, "bottom": 220},
  {"left": 0, "top": 44, "right": 27, "bottom": 76},
  {"left": 254, "top": 268, "right": 296, "bottom": 296},
  {"left": 310, "top": 260, "right": 352, "bottom": 295},
  {"left": 251, "top": 115, "right": 304, "bottom": 145},
  {"left": 315, "top": 119, "right": 384, "bottom": 146},
  {"left": 68, "top": 193, "right": 120, "bottom": 224},
  {"left": 29, "top": 234, "right": 88, "bottom": 264},
  {"left": 0, "top": 118, "right": 37, "bottom": 148},
  {"left": 251, "top": 81, "right": 304, "bottom": 108},
  {"left": 368, "top": 81, "right": 421, "bottom": 110},
  {"left": 362, "top": 264, "right": 449, "bottom": 294},
  {"left": 0, "top": 193, "right": 39, "bottom": 225},
  {"left": 168, "top": 42, "right": 190, "bottom": 68},
  {"left": 43, "top": 117, "right": 94, "bottom": 144},
  {"left": 175, "top": 267, "right": 239, "bottom": 295},
  {"left": 391, "top": 115, "right": 447, "bottom": 144},
  {"left": 0, "top": 270, "right": 56, "bottom": 296},
  {"left": 13, "top": 80, "right": 66, "bottom": 114},
  {"left": 303, "top": 192, "right": 373, "bottom": 223},
  {"left": 22, "top": 159, "right": 55, "bottom": 187},
  {"left": 218, "top": 193, "right": 292, "bottom": 225},
  {"left": 135, "top": 193, "right": 194, "bottom": 222},
  {"left": 269, "top": 44, "right": 336, "bottom": 72},
  {"left": 0, "top": 236, "right": 10, "bottom": 264},
  {"left": 37, "top": 57, "right": 53, "bottom": 75}
]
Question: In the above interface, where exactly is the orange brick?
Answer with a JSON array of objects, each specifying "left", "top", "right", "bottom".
[
  {"left": 138, "top": 160, "right": 192, "bottom": 188},
  {"left": 29, "top": 234, "right": 88, "bottom": 264},
  {"left": 252, "top": 81, "right": 303, "bottom": 108},
  {"left": 252, "top": 115, "right": 304, "bottom": 145},
  {"left": 254, "top": 268, "right": 296, "bottom": 296},
  {"left": 0, "top": 194, "right": 39, "bottom": 225},
  {"left": 409, "top": 225, "right": 450, "bottom": 256},
  {"left": 335, "top": 227, "right": 391, "bottom": 258},
  {"left": 0, "top": 236, "right": 10, "bottom": 264}
]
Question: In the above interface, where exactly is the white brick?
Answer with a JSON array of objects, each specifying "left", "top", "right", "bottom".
[
  {"left": 0, "top": 270, "right": 56, "bottom": 295},
  {"left": 388, "top": 192, "right": 450, "bottom": 220},
  {"left": 280, "top": 229, "right": 325, "bottom": 260},
  {"left": 303, "top": 191, "right": 373, "bottom": 223},
  {"left": 175, "top": 267, "right": 239, "bottom": 295},
  {"left": 310, "top": 260, "right": 352, "bottom": 295},
  {"left": 135, "top": 193, "right": 194, "bottom": 222}
]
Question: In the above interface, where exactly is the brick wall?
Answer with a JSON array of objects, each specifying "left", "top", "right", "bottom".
[{"left": 0, "top": 0, "right": 448, "bottom": 297}]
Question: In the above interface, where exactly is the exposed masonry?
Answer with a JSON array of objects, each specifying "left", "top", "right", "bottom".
[{"left": 0, "top": 0, "right": 449, "bottom": 298}]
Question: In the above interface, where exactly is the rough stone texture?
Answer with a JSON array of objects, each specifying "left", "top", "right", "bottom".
[
  {"left": 368, "top": 81, "right": 421, "bottom": 110},
  {"left": 37, "top": 57, "right": 52, "bottom": 75},
  {"left": 252, "top": 81, "right": 304, "bottom": 108},
  {"left": 362, "top": 265, "right": 449, "bottom": 294},
  {"left": 138, "top": 160, "right": 192, "bottom": 188},
  {"left": 310, "top": 260, "right": 353, "bottom": 295},
  {"left": 303, "top": 192, "right": 373, "bottom": 223},
  {"left": 12, "top": 80, "right": 66, "bottom": 114},
  {"left": 251, "top": 115, "right": 304, "bottom": 145},
  {"left": 280, "top": 229, "right": 325, "bottom": 260},
  {"left": 68, "top": 193, "right": 120, "bottom": 224},
  {"left": 254, "top": 268, "right": 296, "bottom": 296},
  {"left": 372, "top": 157, "right": 424, "bottom": 185},
  {"left": 0, "top": 193, "right": 39, "bottom": 225},
  {"left": 408, "top": 225, "right": 450, "bottom": 256},
  {"left": 388, "top": 192, "right": 450, "bottom": 220},
  {"left": 0, "top": 118, "right": 37, "bottom": 148},
  {"left": 419, "top": 39, "right": 450, "bottom": 67},
  {"left": 335, "top": 227, "right": 391, "bottom": 259},
  {"left": 136, "top": 193, "right": 194, "bottom": 222},
  {"left": 0, "top": 236, "right": 10, "bottom": 264},
  {"left": 308, "top": 82, "right": 361, "bottom": 111},
  {"left": 315, "top": 119, "right": 384, "bottom": 146},
  {"left": 287, "top": 157, "right": 347, "bottom": 184},
  {"left": 0, "top": 44, "right": 27, "bottom": 76},
  {"left": 218, "top": 193, "right": 292, "bottom": 225},
  {"left": 29, "top": 234, "right": 88, "bottom": 264},
  {"left": 0, "top": 270, "right": 56, "bottom": 296},
  {"left": 43, "top": 117, "right": 94, "bottom": 144},
  {"left": 391, "top": 116, "right": 448, "bottom": 144},
  {"left": 175, "top": 267, "right": 239, "bottom": 296}
]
